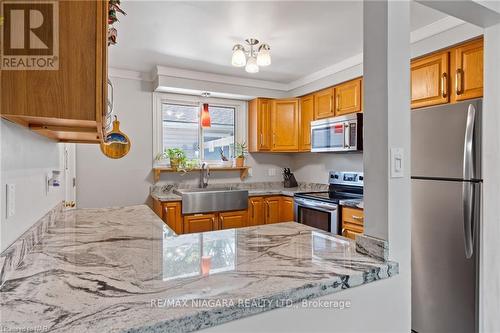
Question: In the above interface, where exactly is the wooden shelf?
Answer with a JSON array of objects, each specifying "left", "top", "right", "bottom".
[{"left": 153, "top": 166, "right": 250, "bottom": 182}]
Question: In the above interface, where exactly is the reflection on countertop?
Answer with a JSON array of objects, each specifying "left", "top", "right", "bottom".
[{"left": 1, "top": 205, "right": 397, "bottom": 333}]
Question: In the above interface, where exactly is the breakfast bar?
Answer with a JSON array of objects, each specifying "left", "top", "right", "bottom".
[{"left": 0, "top": 205, "right": 397, "bottom": 333}]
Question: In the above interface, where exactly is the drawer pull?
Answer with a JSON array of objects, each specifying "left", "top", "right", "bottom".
[{"left": 352, "top": 215, "right": 364, "bottom": 221}]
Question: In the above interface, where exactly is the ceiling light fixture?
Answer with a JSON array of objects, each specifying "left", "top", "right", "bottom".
[{"left": 231, "top": 38, "right": 271, "bottom": 73}]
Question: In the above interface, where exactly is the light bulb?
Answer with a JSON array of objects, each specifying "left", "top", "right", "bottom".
[
  {"left": 257, "top": 44, "right": 271, "bottom": 66},
  {"left": 245, "top": 56, "right": 259, "bottom": 73},
  {"left": 231, "top": 44, "right": 246, "bottom": 67}
]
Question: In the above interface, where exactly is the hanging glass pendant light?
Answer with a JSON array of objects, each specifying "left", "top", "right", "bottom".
[{"left": 201, "top": 103, "right": 211, "bottom": 128}]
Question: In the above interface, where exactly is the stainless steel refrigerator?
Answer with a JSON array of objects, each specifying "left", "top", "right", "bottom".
[{"left": 411, "top": 99, "right": 482, "bottom": 333}]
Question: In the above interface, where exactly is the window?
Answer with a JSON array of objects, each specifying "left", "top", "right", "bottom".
[
  {"left": 160, "top": 101, "right": 236, "bottom": 161},
  {"left": 202, "top": 106, "right": 235, "bottom": 160}
]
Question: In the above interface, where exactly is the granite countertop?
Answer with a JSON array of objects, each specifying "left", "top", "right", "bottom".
[
  {"left": 151, "top": 182, "right": 329, "bottom": 202},
  {"left": 1, "top": 205, "right": 397, "bottom": 333},
  {"left": 339, "top": 199, "right": 364, "bottom": 209}
]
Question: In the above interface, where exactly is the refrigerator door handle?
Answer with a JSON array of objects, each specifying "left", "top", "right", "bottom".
[
  {"left": 462, "top": 182, "right": 476, "bottom": 259},
  {"left": 463, "top": 104, "right": 476, "bottom": 181}
]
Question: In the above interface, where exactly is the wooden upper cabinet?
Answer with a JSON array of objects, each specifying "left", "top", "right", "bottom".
[
  {"left": 264, "top": 197, "right": 281, "bottom": 224},
  {"left": 411, "top": 51, "right": 450, "bottom": 109},
  {"left": 314, "top": 88, "right": 334, "bottom": 119},
  {"left": 271, "top": 99, "right": 299, "bottom": 151},
  {"left": 1, "top": 0, "right": 108, "bottom": 143},
  {"left": 219, "top": 210, "right": 248, "bottom": 230},
  {"left": 334, "top": 78, "right": 362, "bottom": 116},
  {"left": 248, "top": 197, "right": 265, "bottom": 226},
  {"left": 279, "top": 197, "right": 295, "bottom": 222},
  {"left": 248, "top": 98, "right": 273, "bottom": 152},
  {"left": 183, "top": 213, "right": 217, "bottom": 234},
  {"left": 451, "top": 38, "right": 483, "bottom": 102},
  {"left": 299, "top": 95, "right": 314, "bottom": 151}
]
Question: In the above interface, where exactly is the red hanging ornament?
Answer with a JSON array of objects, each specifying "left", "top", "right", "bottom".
[{"left": 201, "top": 103, "right": 211, "bottom": 128}]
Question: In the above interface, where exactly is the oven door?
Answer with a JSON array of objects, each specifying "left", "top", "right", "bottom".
[
  {"left": 294, "top": 198, "right": 339, "bottom": 234},
  {"left": 310, "top": 121, "right": 346, "bottom": 152}
]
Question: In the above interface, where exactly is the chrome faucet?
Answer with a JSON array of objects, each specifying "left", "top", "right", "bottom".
[{"left": 199, "top": 162, "right": 210, "bottom": 188}]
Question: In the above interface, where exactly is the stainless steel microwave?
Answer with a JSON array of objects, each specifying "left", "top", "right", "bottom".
[{"left": 310, "top": 113, "right": 363, "bottom": 152}]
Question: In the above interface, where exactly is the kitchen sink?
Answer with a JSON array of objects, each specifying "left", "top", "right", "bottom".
[{"left": 175, "top": 188, "right": 248, "bottom": 214}]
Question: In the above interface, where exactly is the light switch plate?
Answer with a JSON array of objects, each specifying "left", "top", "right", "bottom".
[
  {"left": 6, "top": 184, "right": 15, "bottom": 218},
  {"left": 391, "top": 148, "right": 404, "bottom": 178}
]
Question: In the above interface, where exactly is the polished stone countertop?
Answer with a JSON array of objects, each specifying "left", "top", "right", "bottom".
[
  {"left": 151, "top": 181, "right": 329, "bottom": 202},
  {"left": 1, "top": 205, "right": 396, "bottom": 333}
]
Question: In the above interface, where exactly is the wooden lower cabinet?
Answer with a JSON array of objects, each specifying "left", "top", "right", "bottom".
[
  {"left": 264, "top": 196, "right": 281, "bottom": 224},
  {"left": 341, "top": 207, "right": 364, "bottom": 240},
  {"left": 154, "top": 195, "right": 296, "bottom": 234},
  {"left": 219, "top": 210, "right": 248, "bottom": 229},
  {"left": 183, "top": 213, "right": 218, "bottom": 234},
  {"left": 248, "top": 197, "right": 266, "bottom": 226},
  {"left": 279, "top": 197, "right": 295, "bottom": 222},
  {"left": 152, "top": 199, "right": 183, "bottom": 234}
]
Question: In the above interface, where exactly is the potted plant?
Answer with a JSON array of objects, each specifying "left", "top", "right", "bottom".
[
  {"left": 234, "top": 142, "right": 248, "bottom": 168},
  {"left": 154, "top": 150, "right": 169, "bottom": 166},
  {"left": 166, "top": 148, "right": 187, "bottom": 170}
]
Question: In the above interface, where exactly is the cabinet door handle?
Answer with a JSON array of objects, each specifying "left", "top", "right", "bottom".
[
  {"left": 336, "top": 94, "right": 340, "bottom": 112},
  {"left": 251, "top": 202, "right": 255, "bottom": 219},
  {"left": 441, "top": 72, "right": 448, "bottom": 98},
  {"left": 455, "top": 69, "right": 463, "bottom": 95},
  {"left": 260, "top": 133, "right": 263, "bottom": 147},
  {"left": 212, "top": 217, "right": 217, "bottom": 230},
  {"left": 273, "top": 133, "right": 276, "bottom": 147},
  {"left": 329, "top": 95, "right": 333, "bottom": 114},
  {"left": 266, "top": 202, "right": 270, "bottom": 218}
]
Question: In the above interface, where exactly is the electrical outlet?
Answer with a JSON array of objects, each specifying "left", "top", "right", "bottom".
[
  {"left": 6, "top": 184, "right": 15, "bottom": 219},
  {"left": 268, "top": 168, "right": 276, "bottom": 177}
]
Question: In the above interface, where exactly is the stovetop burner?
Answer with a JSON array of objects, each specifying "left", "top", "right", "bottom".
[
  {"left": 294, "top": 191, "right": 362, "bottom": 204},
  {"left": 294, "top": 171, "right": 364, "bottom": 204}
]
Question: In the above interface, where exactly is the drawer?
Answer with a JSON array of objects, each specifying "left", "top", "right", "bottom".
[
  {"left": 342, "top": 221, "right": 364, "bottom": 234},
  {"left": 342, "top": 207, "right": 364, "bottom": 226},
  {"left": 342, "top": 228, "right": 362, "bottom": 240}
]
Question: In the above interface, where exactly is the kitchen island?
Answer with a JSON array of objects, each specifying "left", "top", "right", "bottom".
[{"left": 0, "top": 205, "right": 397, "bottom": 333}]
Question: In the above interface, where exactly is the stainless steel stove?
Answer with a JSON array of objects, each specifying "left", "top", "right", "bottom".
[{"left": 294, "top": 171, "right": 363, "bottom": 234}]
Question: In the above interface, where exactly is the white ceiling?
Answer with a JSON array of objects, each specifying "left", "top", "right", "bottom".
[{"left": 109, "top": 1, "right": 448, "bottom": 83}]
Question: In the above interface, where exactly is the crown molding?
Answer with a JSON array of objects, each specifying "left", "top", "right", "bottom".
[
  {"left": 108, "top": 67, "right": 153, "bottom": 81},
  {"left": 410, "top": 16, "right": 466, "bottom": 43},
  {"left": 111, "top": 16, "right": 470, "bottom": 95},
  {"left": 155, "top": 65, "right": 289, "bottom": 91}
]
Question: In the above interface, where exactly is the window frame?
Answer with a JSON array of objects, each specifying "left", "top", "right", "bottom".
[{"left": 153, "top": 92, "right": 247, "bottom": 164}]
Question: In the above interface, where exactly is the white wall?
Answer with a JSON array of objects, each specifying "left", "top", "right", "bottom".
[
  {"left": 76, "top": 77, "right": 293, "bottom": 208},
  {"left": 291, "top": 152, "right": 363, "bottom": 184},
  {"left": 76, "top": 78, "right": 155, "bottom": 208},
  {"left": 0, "top": 120, "right": 65, "bottom": 252},
  {"left": 480, "top": 21, "right": 500, "bottom": 333}
]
